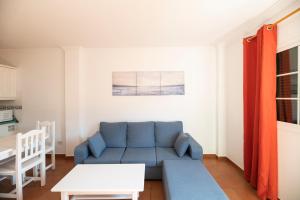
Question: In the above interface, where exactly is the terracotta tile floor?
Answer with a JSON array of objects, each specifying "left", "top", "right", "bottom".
[{"left": 0, "top": 157, "right": 259, "bottom": 200}]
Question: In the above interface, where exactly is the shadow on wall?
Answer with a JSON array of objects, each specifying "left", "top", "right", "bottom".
[{"left": 0, "top": 57, "right": 15, "bottom": 66}]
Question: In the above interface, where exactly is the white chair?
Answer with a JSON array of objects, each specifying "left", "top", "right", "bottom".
[
  {"left": 0, "top": 157, "right": 15, "bottom": 183},
  {"left": 0, "top": 129, "right": 46, "bottom": 200},
  {"left": 36, "top": 121, "right": 56, "bottom": 170}
]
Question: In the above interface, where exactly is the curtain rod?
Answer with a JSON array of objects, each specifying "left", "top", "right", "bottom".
[
  {"left": 274, "top": 7, "right": 300, "bottom": 25},
  {"left": 246, "top": 7, "right": 300, "bottom": 42}
]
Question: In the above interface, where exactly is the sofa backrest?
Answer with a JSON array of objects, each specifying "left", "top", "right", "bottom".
[
  {"left": 127, "top": 122, "right": 155, "bottom": 148},
  {"left": 155, "top": 121, "right": 183, "bottom": 147},
  {"left": 100, "top": 122, "right": 127, "bottom": 148},
  {"left": 99, "top": 121, "right": 183, "bottom": 148}
]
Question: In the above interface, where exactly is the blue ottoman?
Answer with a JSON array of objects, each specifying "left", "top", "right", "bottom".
[{"left": 163, "top": 160, "right": 228, "bottom": 200}]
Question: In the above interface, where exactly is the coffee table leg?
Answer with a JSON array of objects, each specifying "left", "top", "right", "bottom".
[
  {"left": 132, "top": 192, "right": 139, "bottom": 200},
  {"left": 61, "top": 192, "right": 69, "bottom": 200}
]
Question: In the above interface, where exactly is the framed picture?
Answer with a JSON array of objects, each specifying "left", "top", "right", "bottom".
[{"left": 112, "top": 71, "right": 184, "bottom": 96}]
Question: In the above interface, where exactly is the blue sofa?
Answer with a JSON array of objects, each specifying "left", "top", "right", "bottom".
[
  {"left": 74, "top": 121, "right": 203, "bottom": 179},
  {"left": 74, "top": 121, "right": 228, "bottom": 199}
]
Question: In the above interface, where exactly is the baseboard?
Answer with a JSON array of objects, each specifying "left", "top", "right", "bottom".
[
  {"left": 203, "top": 154, "right": 218, "bottom": 159},
  {"left": 222, "top": 157, "right": 243, "bottom": 174},
  {"left": 50, "top": 153, "right": 243, "bottom": 173},
  {"left": 46, "top": 154, "right": 74, "bottom": 160},
  {"left": 203, "top": 154, "right": 244, "bottom": 174}
]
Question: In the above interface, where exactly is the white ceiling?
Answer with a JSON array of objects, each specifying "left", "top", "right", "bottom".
[{"left": 0, "top": 0, "right": 280, "bottom": 48}]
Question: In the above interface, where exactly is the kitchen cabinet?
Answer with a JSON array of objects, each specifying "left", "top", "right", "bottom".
[{"left": 0, "top": 64, "right": 17, "bottom": 100}]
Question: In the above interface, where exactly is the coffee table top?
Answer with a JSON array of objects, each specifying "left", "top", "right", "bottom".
[{"left": 51, "top": 164, "right": 145, "bottom": 193}]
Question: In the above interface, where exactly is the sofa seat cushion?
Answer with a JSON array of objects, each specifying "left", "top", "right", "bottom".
[
  {"left": 163, "top": 160, "right": 228, "bottom": 200},
  {"left": 156, "top": 147, "right": 191, "bottom": 166},
  {"left": 127, "top": 122, "right": 155, "bottom": 147},
  {"left": 83, "top": 148, "right": 125, "bottom": 164},
  {"left": 121, "top": 148, "right": 156, "bottom": 167},
  {"left": 100, "top": 122, "right": 127, "bottom": 147},
  {"left": 155, "top": 121, "right": 183, "bottom": 147}
]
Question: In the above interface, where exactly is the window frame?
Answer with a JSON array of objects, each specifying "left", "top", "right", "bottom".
[{"left": 276, "top": 45, "right": 300, "bottom": 125}]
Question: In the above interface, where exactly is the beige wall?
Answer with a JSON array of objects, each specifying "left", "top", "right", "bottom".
[
  {"left": 0, "top": 48, "right": 65, "bottom": 154},
  {"left": 77, "top": 47, "right": 217, "bottom": 154},
  {"left": 0, "top": 46, "right": 218, "bottom": 156},
  {"left": 224, "top": 41, "right": 244, "bottom": 168}
]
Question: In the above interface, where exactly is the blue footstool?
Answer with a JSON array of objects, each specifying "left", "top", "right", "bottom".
[{"left": 163, "top": 160, "right": 229, "bottom": 200}]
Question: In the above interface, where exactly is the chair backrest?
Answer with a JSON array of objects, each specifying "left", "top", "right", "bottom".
[
  {"left": 36, "top": 121, "right": 55, "bottom": 148},
  {"left": 16, "top": 128, "right": 46, "bottom": 166}
]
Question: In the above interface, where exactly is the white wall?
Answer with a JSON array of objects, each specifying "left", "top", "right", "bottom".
[
  {"left": 224, "top": 41, "right": 244, "bottom": 168},
  {"left": 0, "top": 48, "right": 65, "bottom": 154},
  {"left": 216, "top": 44, "right": 227, "bottom": 157},
  {"left": 77, "top": 47, "right": 217, "bottom": 154},
  {"left": 0, "top": 46, "right": 218, "bottom": 156},
  {"left": 64, "top": 47, "right": 82, "bottom": 156},
  {"left": 222, "top": 1, "right": 300, "bottom": 199}
]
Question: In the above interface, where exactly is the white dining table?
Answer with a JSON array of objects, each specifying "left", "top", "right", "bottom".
[{"left": 0, "top": 133, "right": 17, "bottom": 161}]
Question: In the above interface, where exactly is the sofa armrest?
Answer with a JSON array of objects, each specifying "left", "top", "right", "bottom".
[
  {"left": 186, "top": 134, "right": 203, "bottom": 161},
  {"left": 74, "top": 141, "right": 90, "bottom": 165}
]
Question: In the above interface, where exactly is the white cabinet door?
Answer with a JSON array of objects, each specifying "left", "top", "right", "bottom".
[{"left": 0, "top": 66, "right": 17, "bottom": 100}]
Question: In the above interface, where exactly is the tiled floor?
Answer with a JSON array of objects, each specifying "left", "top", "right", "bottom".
[
  {"left": 0, "top": 157, "right": 259, "bottom": 200},
  {"left": 203, "top": 158, "right": 259, "bottom": 200}
]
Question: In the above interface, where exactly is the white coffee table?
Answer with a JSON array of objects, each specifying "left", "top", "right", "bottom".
[{"left": 51, "top": 164, "right": 145, "bottom": 200}]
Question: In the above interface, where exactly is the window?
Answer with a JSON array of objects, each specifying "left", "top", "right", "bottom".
[{"left": 276, "top": 46, "right": 299, "bottom": 124}]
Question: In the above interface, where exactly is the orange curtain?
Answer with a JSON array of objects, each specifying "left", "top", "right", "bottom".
[{"left": 243, "top": 25, "right": 278, "bottom": 200}]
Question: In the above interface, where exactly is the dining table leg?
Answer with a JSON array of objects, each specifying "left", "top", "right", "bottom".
[
  {"left": 61, "top": 192, "right": 69, "bottom": 200},
  {"left": 132, "top": 192, "right": 138, "bottom": 200}
]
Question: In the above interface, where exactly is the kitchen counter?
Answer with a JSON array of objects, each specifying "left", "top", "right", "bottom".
[{"left": 0, "top": 119, "right": 18, "bottom": 125}]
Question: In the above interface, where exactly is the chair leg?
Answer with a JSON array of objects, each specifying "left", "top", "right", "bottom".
[
  {"left": 16, "top": 172, "right": 23, "bottom": 200},
  {"left": 33, "top": 166, "right": 39, "bottom": 177},
  {"left": 40, "top": 161, "right": 46, "bottom": 186},
  {"left": 11, "top": 175, "right": 16, "bottom": 185},
  {"left": 22, "top": 173, "right": 25, "bottom": 184},
  {"left": 52, "top": 151, "right": 56, "bottom": 170}
]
